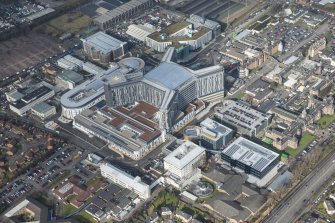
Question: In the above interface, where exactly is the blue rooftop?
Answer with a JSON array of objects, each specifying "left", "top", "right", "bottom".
[{"left": 144, "top": 62, "right": 194, "bottom": 90}]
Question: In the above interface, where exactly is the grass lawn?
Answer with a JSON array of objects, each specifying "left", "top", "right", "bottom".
[
  {"left": 317, "top": 114, "right": 335, "bottom": 129},
  {"left": 285, "top": 133, "right": 315, "bottom": 157},
  {"left": 74, "top": 210, "right": 97, "bottom": 223},
  {"left": 235, "top": 92, "right": 246, "bottom": 100},
  {"left": 263, "top": 138, "right": 273, "bottom": 145},
  {"left": 41, "top": 12, "right": 92, "bottom": 37},
  {"left": 63, "top": 204, "right": 77, "bottom": 216}
]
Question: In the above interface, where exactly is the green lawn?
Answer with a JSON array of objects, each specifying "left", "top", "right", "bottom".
[
  {"left": 235, "top": 92, "right": 246, "bottom": 100},
  {"left": 74, "top": 210, "right": 97, "bottom": 223},
  {"left": 63, "top": 204, "right": 77, "bottom": 216},
  {"left": 263, "top": 138, "right": 273, "bottom": 146},
  {"left": 285, "top": 133, "right": 315, "bottom": 157},
  {"left": 317, "top": 115, "right": 335, "bottom": 129}
]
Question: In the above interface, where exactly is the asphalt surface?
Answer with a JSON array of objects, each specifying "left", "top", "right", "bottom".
[{"left": 263, "top": 150, "right": 335, "bottom": 223}]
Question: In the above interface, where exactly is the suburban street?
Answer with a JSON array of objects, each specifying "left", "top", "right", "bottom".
[{"left": 263, "top": 149, "right": 335, "bottom": 223}]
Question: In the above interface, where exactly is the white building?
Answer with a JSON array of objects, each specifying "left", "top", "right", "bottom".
[
  {"left": 100, "top": 162, "right": 151, "bottom": 199},
  {"left": 31, "top": 102, "right": 56, "bottom": 120},
  {"left": 126, "top": 24, "right": 156, "bottom": 42},
  {"left": 164, "top": 141, "right": 205, "bottom": 189},
  {"left": 145, "top": 21, "right": 212, "bottom": 52},
  {"left": 57, "top": 55, "right": 84, "bottom": 71}
]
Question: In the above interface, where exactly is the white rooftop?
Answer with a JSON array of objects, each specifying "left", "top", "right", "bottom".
[
  {"left": 164, "top": 141, "right": 205, "bottom": 170},
  {"left": 83, "top": 31, "right": 126, "bottom": 54},
  {"left": 200, "top": 118, "right": 233, "bottom": 140},
  {"left": 222, "top": 137, "right": 279, "bottom": 172}
]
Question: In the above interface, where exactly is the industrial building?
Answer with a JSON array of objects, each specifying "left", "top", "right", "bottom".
[
  {"left": 31, "top": 102, "right": 56, "bottom": 120},
  {"left": 145, "top": 21, "right": 212, "bottom": 52},
  {"left": 82, "top": 32, "right": 127, "bottom": 63},
  {"left": 94, "top": 0, "right": 154, "bottom": 30},
  {"left": 164, "top": 141, "right": 205, "bottom": 189},
  {"left": 215, "top": 100, "right": 271, "bottom": 137},
  {"left": 73, "top": 101, "right": 164, "bottom": 160},
  {"left": 9, "top": 86, "right": 55, "bottom": 116},
  {"left": 200, "top": 118, "right": 233, "bottom": 150},
  {"left": 100, "top": 162, "right": 151, "bottom": 199},
  {"left": 221, "top": 137, "right": 280, "bottom": 179},
  {"left": 55, "top": 70, "right": 84, "bottom": 89},
  {"left": 60, "top": 57, "right": 145, "bottom": 119}
]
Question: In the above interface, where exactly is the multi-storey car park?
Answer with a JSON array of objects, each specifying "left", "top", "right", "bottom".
[{"left": 215, "top": 100, "right": 271, "bottom": 137}]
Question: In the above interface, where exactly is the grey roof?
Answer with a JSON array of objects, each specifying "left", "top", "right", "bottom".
[
  {"left": 222, "top": 137, "right": 280, "bottom": 173},
  {"left": 32, "top": 102, "right": 54, "bottom": 114},
  {"left": 57, "top": 70, "right": 84, "bottom": 84},
  {"left": 209, "top": 200, "right": 250, "bottom": 221},
  {"left": 268, "top": 171, "right": 293, "bottom": 191},
  {"left": 238, "top": 194, "right": 267, "bottom": 213},
  {"left": 144, "top": 62, "right": 194, "bottom": 90},
  {"left": 84, "top": 32, "right": 125, "bottom": 54}
]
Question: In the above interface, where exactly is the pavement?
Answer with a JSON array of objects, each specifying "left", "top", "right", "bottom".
[{"left": 262, "top": 149, "right": 335, "bottom": 223}]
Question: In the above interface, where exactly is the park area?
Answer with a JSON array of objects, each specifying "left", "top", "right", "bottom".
[
  {"left": 36, "top": 12, "right": 92, "bottom": 37},
  {"left": 285, "top": 133, "right": 315, "bottom": 157},
  {"left": 317, "top": 115, "right": 335, "bottom": 129}
]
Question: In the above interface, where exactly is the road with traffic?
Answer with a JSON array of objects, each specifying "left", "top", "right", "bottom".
[{"left": 262, "top": 149, "right": 335, "bottom": 223}]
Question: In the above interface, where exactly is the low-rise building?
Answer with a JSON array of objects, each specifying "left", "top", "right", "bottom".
[
  {"left": 200, "top": 118, "right": 233, "bottom": 150},
  {"left": 175, "top": 210, "right": 192, "bottom": 223},
  {"left": 31, "top": 102, "right": 56, "bottom": 120},
  {"left": 55, "top": 70, "right": 84, "bottom": 89},
  {"left": 9, "top": 86, "right": 55, "bottom": 116},
  {"left": 324, "top": 199, "right": 335, "bottom": 215},
  {"left": 100, "top": 162, "right": 151, "bottom": 199},
  {"left": 245, "top": 79, "right": 273, "bottom": 106}
]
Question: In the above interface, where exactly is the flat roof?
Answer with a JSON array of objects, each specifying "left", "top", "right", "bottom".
[
  {"left": 60, "top": 57, "right": 144, "bottom": 109},
  {"left": 32, "top": 102, "right": 54, "bottom": 114},
  {"left": 215, "top": 101, "right": 269, "bottom": 135},
  {"left": 84, "top": 31, "right": 126, "bottom": 54},
  {"left": 164, "top": 141, "right": 205, "bottom": 170},
  {"left": 200, "top": 118, "right": 233, "bottom": 140},
  {"left": 11, "top": 86, "right": 53, "bottom": 109},
  {"left": 222, "top": 137, "right": 279, "bottom": 172},
  {"left": 57, "top": 70, "right": 84, "bottom": 84},
  {"left": 144, "top": 62, "right": 194, "bottom": 90},
  {"left": 74, "top": 101, "right": 161, "bottom": 152}
]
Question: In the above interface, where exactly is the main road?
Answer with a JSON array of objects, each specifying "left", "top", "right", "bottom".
[{"left": 262, "top": 149, "right": 335, "bottom": 223}]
